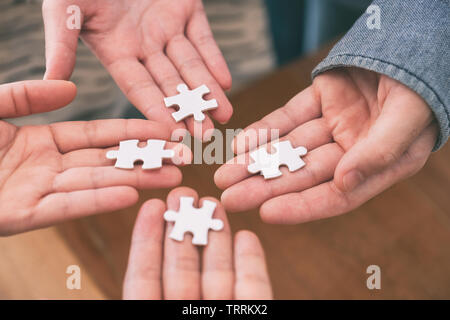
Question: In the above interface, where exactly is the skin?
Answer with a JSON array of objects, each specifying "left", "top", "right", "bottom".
[
  {"left": 0, "top": 80, "right": 191, "bottom": 236},
  {"left": 123, "top": 187, "right": 273, "bottom": 300},
  {"left": 215, "top": 68, "right": 438, "bottom": 224},
  {"left": 42, "top": 0, "right": 233, "bottom": 140}
]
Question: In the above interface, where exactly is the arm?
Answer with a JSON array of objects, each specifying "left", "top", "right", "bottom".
[
  {"left": 214, "top": 1, "right": 444, "bottom": 224},
  {"left": 0, "top": 80, "right": 190, "bottom": 235},
  {"left": 313, "top": 0, "right": 450, "bottom": 150},
  {"left": 42, "top": 0, "right": 233, "bottom": 140}
]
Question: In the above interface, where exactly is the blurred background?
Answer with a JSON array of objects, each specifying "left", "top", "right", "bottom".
[{"left": 1, "top": 0, "right": 449, "bottom": 299}]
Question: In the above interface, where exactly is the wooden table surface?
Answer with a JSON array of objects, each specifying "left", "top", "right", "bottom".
[{"left": 1, "top": 44, "right": 449, "bottom": 300}]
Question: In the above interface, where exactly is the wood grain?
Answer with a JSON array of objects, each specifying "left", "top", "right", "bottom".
[{"left": 0, "top": 228, "right": 105, "bottom": 299}]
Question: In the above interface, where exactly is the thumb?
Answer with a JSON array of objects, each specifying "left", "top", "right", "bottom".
[
  {"left": 0, "top": 80, "right": 77, "bottom": 118},
  {"left": 334, "top": 86, "right": 434, "bottom": 192},
  {"left": 42, "top": 0, "right": 82, "bottom": 80}
]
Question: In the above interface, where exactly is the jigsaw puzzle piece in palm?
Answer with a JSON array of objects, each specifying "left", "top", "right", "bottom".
[
  {"left": 164, "top": 196, "right": 223, "bottom": 246},
  {"left": 164, "top": 84, "right": 218, "bottom": 122},
  {"left": 248, "top": 147, "right": 282, "bottom": 179},
  {"left": 248, "top": 140, "right": 307, "bottom": 179}
]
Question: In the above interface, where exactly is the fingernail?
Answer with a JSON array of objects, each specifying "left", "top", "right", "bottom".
[{"left": 343, "top": 170, "right": 364, "bottom": 191}]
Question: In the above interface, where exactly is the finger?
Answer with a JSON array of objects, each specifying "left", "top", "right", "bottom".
[
  {"left": 0, "top": 80, "right": 76, "bottom": 118},
  {"left": 187, "top": 2, "right": 232, "bottom": 90},
  {"left": 185, "top": 111, "right": 216, "bottom": 142},
  {"left": 163, "top": 187, "right": 201, "bottom": 299},
  {"left": 141, "top": 46, "right": 184, "bottom": 97},
  {"left": 221, "top": 143, "right": 342, "bottom": 213},
  {"left": 141, "top": 43, "right": 215, "bottom": 141},
  {"left": 154, "top": 40, "right": 216, "bottom": 141},
  {"left": 200, "top": 197, "right": 233, "bottom": 300},
  {"left": 104, "top": 57, "right": 185, "bottom": 132},
  {"left": 29, "top": 187, "right": 139, "bottom": 233},
  {"left": 61, "top": 142, "right": 192, "bottom": 169},
  {"left": 234, "top": 231, "right": 273, "bottom": 300},
  {"left": 215, "top": 118, "right": 332, "bottom": 190},
  {"left": 166, "top": 35, "right": 233, "bottom": 124},
  {"left": 334, "top": 87, "right": 434, "bottom": 192},
  {"left": 145, "top": 47, "right": 216, "bottom": 141},
  {"left": 261, "top": 125, "right": 437, "bottom": 224},
  {"left": 123, "top": 199, "right": 166, "bottom": 300},
  {"left": 53, "top": 165, "right": 182, "bottom": 192},
  {"left": 232, "top": 86, "right": 322, "bottom": 154},
  {"left": 42, "top": 0, "right": 80, "bottom": 80},
  {"left": 50, "top": 119, "right": 172, "bottom": 153}
]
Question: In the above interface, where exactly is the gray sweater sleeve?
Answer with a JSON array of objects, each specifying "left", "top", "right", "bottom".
[{"left": 312, "top": 0, "right": 450, "bottom": 150}]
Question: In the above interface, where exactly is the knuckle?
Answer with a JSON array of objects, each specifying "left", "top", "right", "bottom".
[
  {"left": 89, "top": 167, "right": 104, "bottom": 189},
  {"left": 124, "top": 81, "right": 154, "bottom": 97},
  {"left": 179, "top": 57, "right": 203, "bottom": 73},
  {"left": 329, "top": 182, "right": 351, "bottom": 212},
  {"left": 278, "top": 106, "right": 297, "bottom": 129},
  {"left": 238, "top": 269, "right": 268, "bottom": 286},
  {"left": 168, "top": 251, "right": 199, "bottom": 272},
  {"left": 402, "top": 149, "right": 429, "bottom": 177},
  {"left": 83, "top": 121, "right": 98, "bottom": 147},
  {"left": 195, "top": 33, "right": 214, "bottom": 47},
  {"left": 381, "top": 151, "right": 398, "bottom": 165},
  {"left": 375, "top": 148, "right": 400, "bottom": 167},
  {"left": 11, "top": 84, "right": 31, "bottom": 117}
]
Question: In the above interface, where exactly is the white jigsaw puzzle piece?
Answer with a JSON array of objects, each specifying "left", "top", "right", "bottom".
[
  {"left": 248, "top": 140, "right": 307, "bottom": 179},
  {"left": 164, "top": 84, "right": 218, "bottom": 122},
  {"left": 106, "top": 139, "right": 174, "bottom": 170},
  {"left": 248, "top": 147, "right": 280, "bottom": 178},
  {"left": 164, "top": 196, "right": 224, "bottom": 246}
]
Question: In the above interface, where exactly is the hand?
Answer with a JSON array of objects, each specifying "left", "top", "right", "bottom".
[
  {"left": 215, "top": 68, "right": 438, "bottom": 224},
  {"left": 0, "top": 80, "right": 190, "bottom": 236},
  {"left": 123, "top": 187, "right": 272, "bottom": 300},
  {"left": 42, "top": 0, "right": 233, "bottom": 139}
]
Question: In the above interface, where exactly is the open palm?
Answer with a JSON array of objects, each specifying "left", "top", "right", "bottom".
[
  {"left": 215, "top": 68, "right": 438, "bottom": 224},
  {"left": 43, "top": 0, "right": 232, "bottom": 139},
  {"left": 123, "top": 187, "right": 272, "bottom": 300},
  {"left": 0, "top": 81, "right": 188, "bottom": 236}
]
